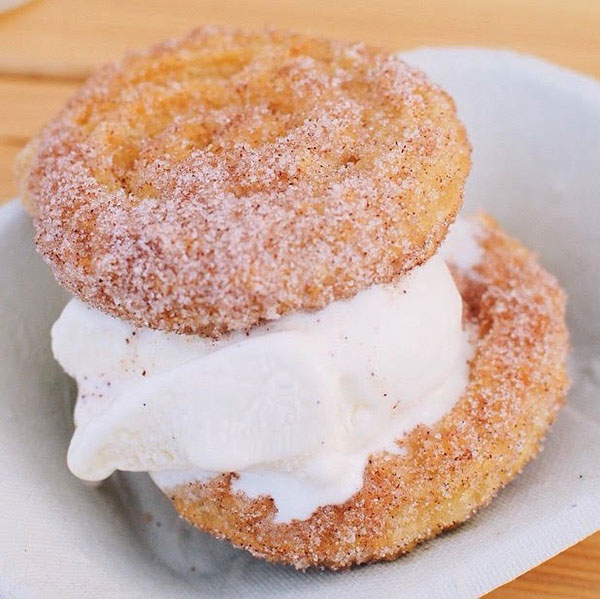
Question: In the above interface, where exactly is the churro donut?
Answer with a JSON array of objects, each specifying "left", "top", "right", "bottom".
[
  {"left": 162, "top": 215, "right": 569, "bottom": 569},
  {"left": 18, "top": 27, "right": 470, "bottom": 337}
]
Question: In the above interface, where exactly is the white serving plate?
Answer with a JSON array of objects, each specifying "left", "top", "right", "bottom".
[{"left": 1, "top": 48, "right": 599, "bottom": 598}]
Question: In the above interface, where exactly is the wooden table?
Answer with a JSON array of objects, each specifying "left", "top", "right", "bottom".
[{"left": 1, "top": 1, "right": 599, "bottom": 596}]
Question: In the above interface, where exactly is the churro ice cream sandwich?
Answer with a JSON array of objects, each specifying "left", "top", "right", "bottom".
[{"left": 17, "top": 27, "right": 568, "bottom": 569}]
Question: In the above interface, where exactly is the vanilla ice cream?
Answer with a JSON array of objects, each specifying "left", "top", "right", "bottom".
[{"left": 52, "top": 224, "right": 478, "bottom": 522}]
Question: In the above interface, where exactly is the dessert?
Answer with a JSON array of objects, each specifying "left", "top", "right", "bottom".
[
  {"left": 17, "top": 27, "right": 569, "bottom": 570},
  {"left": 16, "top": 27, "right": 468, "bottom": 337}
]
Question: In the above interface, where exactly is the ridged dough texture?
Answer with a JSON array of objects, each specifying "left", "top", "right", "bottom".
[
  {"left": 164, "top": 216, "right": 569, "bottom": 570},
  {"left": 18, "top": 26, "right": 470, "bottom": 337}
]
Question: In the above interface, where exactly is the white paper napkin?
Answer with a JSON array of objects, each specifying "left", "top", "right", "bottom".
[{"left": 1, "top": 48, "right": 599, "bottom": 599}]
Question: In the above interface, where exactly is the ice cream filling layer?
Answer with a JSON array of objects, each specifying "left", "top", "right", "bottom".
[{"left": 53, "top": 223, "right": 478, "bottom": 522}]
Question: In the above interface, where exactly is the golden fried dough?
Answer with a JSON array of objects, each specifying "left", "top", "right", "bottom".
[
  {"left": 162, "top": 215, "right": 569, "bottom": 569},
  {"left": 18, "top": 26, "right": 469, "bottom": 337}
]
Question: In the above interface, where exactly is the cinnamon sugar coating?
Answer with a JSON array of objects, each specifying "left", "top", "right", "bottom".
[
  {"left": 18, "top": 27, "right": 470, "bottom": 336},
  {"left": 165, "top": 215, "right": 569, "bottom": 569}
]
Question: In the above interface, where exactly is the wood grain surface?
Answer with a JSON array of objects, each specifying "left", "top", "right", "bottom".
[{"left": 1, "top": 1, "right": 598, "bottom": 596}]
